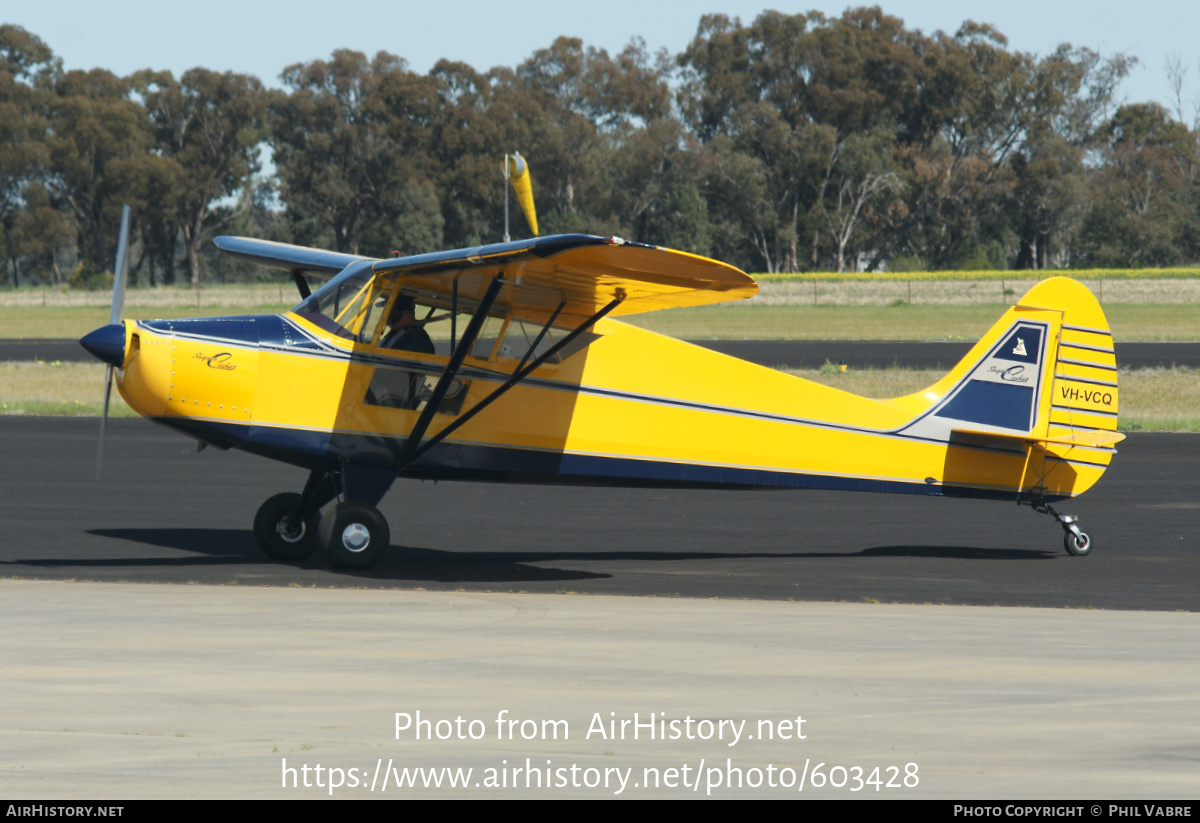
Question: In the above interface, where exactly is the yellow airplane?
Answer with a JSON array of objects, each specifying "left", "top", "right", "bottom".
[{"left": 79, "top": 234, "right": 1122, "bottom": 569}]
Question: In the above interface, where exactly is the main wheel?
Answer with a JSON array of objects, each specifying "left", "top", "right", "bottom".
[
  {"left": 254, "top": 493, "right": 320, "bottom": 561},
  {"left": 319, "top": 501, "right": 390, "bottom": 570},
  {"left": 1064, "top": 530, "right": 1092, "bottom": 557}
]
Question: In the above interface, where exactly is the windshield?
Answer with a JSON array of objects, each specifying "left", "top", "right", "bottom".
[{"left": 293, "top": 261, "right": 377, "bottom": 339}]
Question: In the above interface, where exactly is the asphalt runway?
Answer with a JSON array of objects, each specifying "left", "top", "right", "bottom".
[
  {"left": 6, "top": 338, "right": 1200, "bottom": 369},
  {"left": 3, "top": 417, "right": 1196, "bottom": 610}
]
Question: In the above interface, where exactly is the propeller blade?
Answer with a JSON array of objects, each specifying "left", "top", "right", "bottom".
[
  {"left": 96, "top": 205, "right": 131, "bottom": 480},
  {"left": 96, "top": 365, "right": 113, "bottom": 480}
]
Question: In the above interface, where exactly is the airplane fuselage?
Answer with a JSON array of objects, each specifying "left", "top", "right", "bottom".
[{"left": 112, "top": 292, "right": 1115, "bottom": 504}]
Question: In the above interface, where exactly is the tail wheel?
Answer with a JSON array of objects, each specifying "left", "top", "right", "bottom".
[
  {"left": 1064, "top": 531, "right": 1092, "bottom": 557},
  {"left": 254, "top": 493, "right": 321, "bottom": 561},
  {"left": 319, "top": 501, "right": 390, "bottom": 570}
]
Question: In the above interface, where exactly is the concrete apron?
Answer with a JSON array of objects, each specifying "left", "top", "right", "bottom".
[{"left": 2, "top": 580, "right": 1197, "bottom": 799}]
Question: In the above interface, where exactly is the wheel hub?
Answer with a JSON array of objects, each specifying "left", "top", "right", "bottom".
[
  {"left": 276, "top": 519, "right": 306, "bottom": 544},
  {"left": 341, "top": 523, "right": 371, "bottom": 552}
]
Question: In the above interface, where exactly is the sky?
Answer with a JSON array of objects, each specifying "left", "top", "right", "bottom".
[{"left": 7, "top": 0, "right": 1200, "bottom": 118}]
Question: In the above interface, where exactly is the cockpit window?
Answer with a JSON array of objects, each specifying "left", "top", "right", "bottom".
[
  {"left": 294, "top": 266, "right": 595, "bottom": 363},
  {"left": 293, "top": 263, "right": 377, "bottom": 340}
]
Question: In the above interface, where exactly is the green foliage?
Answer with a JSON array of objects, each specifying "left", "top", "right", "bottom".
[
  {"left": 954, "top": 241, "right": 1008, "bottom": 271},
  {"left": 886, "top": 254, "right": 925, "bottom": 273},
  {"left": 362, "top": 179, "right": 445, "bottom": 257},
  {"left": 649, "top": 182, "right": 712, "bottom": 256},
  {"left": 271, "top": 50, "right": 439, "bottom": 256},
  {"left": 67, "top": 261, "right": 112, "bottom": 291},
  {"left": 0, "top": 13, "right": 1197, "bottom": 285},
  {"left": 137, "top": 67, "right": 268, "bottom": 287}
]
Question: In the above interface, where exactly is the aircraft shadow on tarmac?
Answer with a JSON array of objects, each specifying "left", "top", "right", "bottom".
[
  {"left": 857, "top": 545, "right": 1056, "bottom": 560},
  {"left": 69, "top": 528, "right": 609, "bottom": 583},
  {"left": 10, "top": 528, "right": 1065, "bottom": 586}
]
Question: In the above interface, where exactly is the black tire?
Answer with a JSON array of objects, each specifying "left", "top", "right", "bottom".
[
  {"left": 253, "top": 493, "right": 321, "bottom": 561},
  {"left": 1064, "top": 531, "right": 1092, "bottom": 557},
  {"left": 319, "top": 501, "right": 390, "bottom": 570}
]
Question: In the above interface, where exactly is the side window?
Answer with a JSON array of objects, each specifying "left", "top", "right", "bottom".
[
  {"left": 499, "top": 320, "right": 557, "bottom": 362},
  {"left": 365, "top": 293, "right": 467, "bottom": 416},
  {"left": 364, "top": 366, "right": 469, "bottom": 416},
  {"left": 471, "top": 314, "right": 509, "bottom": 360},
  {"left": 371, "top": 292, "right": 439, "bottom": 354},
  {"left": 497, "top": 319, "right": 598, "bottom": 365},
  {"left": 369, "top": 292, "right": 511, "bottom": 363}
]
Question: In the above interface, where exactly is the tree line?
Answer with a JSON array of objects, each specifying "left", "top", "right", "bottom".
[{"left": 2, "top": 7, "right": 1199, "bottom": 288}]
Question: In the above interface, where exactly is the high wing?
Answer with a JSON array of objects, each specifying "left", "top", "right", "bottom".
[
  {"left": 368, "top": 234, "right": 757, "bottom": 321},
  {"left": 213, "top": 233, "right": 758, "bottom": 319},
  {"left": 213, "top": 236, "right": 376, "bottom": 300},
  {"left": 213, "top": 236, "right": 374, "bottom": 276}
]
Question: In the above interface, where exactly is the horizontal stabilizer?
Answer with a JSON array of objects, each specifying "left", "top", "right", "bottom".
[
  {"left": 1041, "top": 430, "right": 1125, "bottom": 448},
  {"left": 953, "top": 427, "right": 1124, "bottom": 449}
]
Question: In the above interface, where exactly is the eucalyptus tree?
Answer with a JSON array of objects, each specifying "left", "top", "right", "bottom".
[
  {"left": 427, "top": 36, "right": 676, "bottom": 247},
  {"left": 8, "top": 182, "right": 71, "bottom": 283},
  {"left": 136, "top": 68, "right": 267, "bottom": 286},
  {"left": 270, "top": 50, "right": 440, "bottom": 257},
  {"left": 816, "top": 131, "right": 904, "bottom": 272},
  {"left": 1077, "top": 103, "right": 1199, "bottom": 266},
  {"left": 679, "top": 8, "right": 925, "bottom": 271},
  {"left": 1005, "top": 46, "right": 1133, "bottom": 268},
  {"left": 0, "top": 25, "right": 56, "bottom": 284},
  {"left": 45, "top": 68, "right": 152, "bottom": 279},
  {"left": 887, "top": 22, "right": 1035, "bottom": 269},
  {"left": 511, "top": 36, "right": 623, "bottom": 237},
  {"left": 583, "top": 38, "right": 702, "bottom": 247}
]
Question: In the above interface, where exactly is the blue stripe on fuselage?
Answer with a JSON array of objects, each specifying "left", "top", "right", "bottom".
[
  {"left": 152, "top": 416, "right": 1057, "bottom": 503},
  {"left": 140, "top": 316, "right": 262, "bottom": 345}
]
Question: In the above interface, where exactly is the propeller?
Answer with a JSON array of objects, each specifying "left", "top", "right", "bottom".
[{"left": 89, "top": 204, "right": 131, "bottom": 479}]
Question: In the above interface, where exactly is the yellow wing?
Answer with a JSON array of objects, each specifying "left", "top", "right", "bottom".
[{"left": 370, "top": 234, "right": 757, "bottom": 322}]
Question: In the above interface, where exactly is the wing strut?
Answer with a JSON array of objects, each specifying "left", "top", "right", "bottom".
[
  {"left": 400, "top": 294, "right": 623, "bottom": 470},
  {"left": 516, "top": 300, "right": 566, "bottom": 375},
  {"left": 400, "top": 273, "right": 505, "bottom": 464},
  {"left": 450, "top": 279, "right": 458, "bottom": 351},
  {"left": 290, "top": 269, "right": 311, "bottom": 300}
]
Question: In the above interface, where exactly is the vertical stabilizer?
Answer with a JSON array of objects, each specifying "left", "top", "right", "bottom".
[{"left": 896, "top": 277, "right": 1120, "bottom": 500}]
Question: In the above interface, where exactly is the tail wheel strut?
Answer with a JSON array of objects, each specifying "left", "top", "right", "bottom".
[{"left": 1031, "top": 498, "right": 1092, "bottom": 557}]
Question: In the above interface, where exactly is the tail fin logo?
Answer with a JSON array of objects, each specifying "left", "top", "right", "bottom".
[
  {"left": 988, "top": 364, "right": 1029, "bottom": 383},
  {"left": 999, "top": 328, "right": 1041, "bottom": 365},
  {"left": 908, "top": 320, "right": 1049, "bottom": 434}
]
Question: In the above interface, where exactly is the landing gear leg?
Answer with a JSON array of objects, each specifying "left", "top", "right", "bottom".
[{"left": 1031, "top": 498, "right": 1092, "bottom": 557}]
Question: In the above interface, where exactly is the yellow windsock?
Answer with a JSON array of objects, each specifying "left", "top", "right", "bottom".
[{"left": 505, "top": 153, "right": 538, "bottom": 236}]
